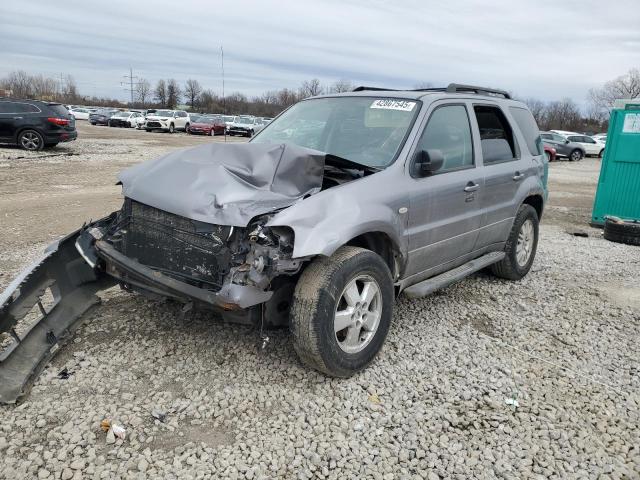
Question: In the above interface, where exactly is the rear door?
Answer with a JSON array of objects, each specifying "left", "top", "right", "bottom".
[
  {"left": 0, "top": 102, "right": 16, "bottom": 140},
  {"left": 405, "top": 102, "right": 484, "bottom": 277},
  {"left": 471, "top": 103, "right": 530, "bottom": 248}
]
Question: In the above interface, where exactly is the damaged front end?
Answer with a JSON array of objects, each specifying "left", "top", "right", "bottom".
[{"left": 83, "top": 198, "right": 305, "bottom": 322}]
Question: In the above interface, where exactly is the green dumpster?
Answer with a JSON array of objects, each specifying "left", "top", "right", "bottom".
[{"left": 591, "top": 102, "right": 640, "bottom": 225}]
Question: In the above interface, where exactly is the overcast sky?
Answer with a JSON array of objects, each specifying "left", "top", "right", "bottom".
[{"left": 1, "top": 0, "right": 639, "bottom": 105}]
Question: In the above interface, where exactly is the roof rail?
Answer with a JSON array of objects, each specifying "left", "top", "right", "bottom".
[
  {"left": 352, "top": 84, "right": 511, "bottom": 99},
  {"left": 352, "top": 86, "right": 398, "bottom": 92},
  {"left": 445, "top": 83, "right": 511, "bottom": 99}
]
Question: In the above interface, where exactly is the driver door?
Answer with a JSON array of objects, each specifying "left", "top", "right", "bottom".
[{"left": 405, "top": 103, "right": 484, "bottom": 278}]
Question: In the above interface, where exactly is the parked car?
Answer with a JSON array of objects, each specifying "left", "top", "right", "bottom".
[
  {"left": 145, "top": 110, "right": 190, "bottom": 133},
  {"left": 68, "top": 107, "right": 93, "bottom": 120},
  {"left": 89, "top": 109, "right": 119, "bottom": 126},
  {"left": 108, "top": 111, "right": 144, "bottom": 128},
  {"left": 0, "top": 83, "right": 549, "bottom": 392},
  {"left": 187, "top": 115, "right": 226, "bottom": 136},
  {"left": 564, "top": 134, "right": 604, "bottom": 157},
  {"left": 593, "top": 133, "right": 607, "bottom": 144},
  {"left": 223, "top": 115, "right": 237, "bottom": 130},
  {"left": 228, "top": 116, "right": 264, "bottom": 137},
  {"left": 540, "top": 132, "right": 585, "bottom": 161},
  {"left": 0, "top": 98, "right": 77, "bottom": 150},
  {"left": 544, "top": 144, "right": 556, "bottom": 162}
]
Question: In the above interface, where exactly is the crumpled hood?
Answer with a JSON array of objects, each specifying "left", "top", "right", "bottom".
[{"left": 118, "top": 142, "right": 326, "bottom": 227}]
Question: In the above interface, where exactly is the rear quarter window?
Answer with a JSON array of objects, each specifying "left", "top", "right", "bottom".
[
  {"left": 509, "top": 107, "right": 543, "bottom": 156},
  {"left": 48, "top": 104, "right": 70, "bottom": 117}
]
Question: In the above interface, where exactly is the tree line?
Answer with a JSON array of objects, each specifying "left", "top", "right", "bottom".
[{"left": 1, "top": 68, "right": 638, "bottom": 131}]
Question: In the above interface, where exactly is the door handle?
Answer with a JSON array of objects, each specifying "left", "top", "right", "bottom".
[
  {"left": 464, "top": 182, "right": 479, "bottom": 192},
  {"left": 13, "top": 117, "right": 23, "bottom": 119},
  {"left": 513, "top": 172, "right": 524, "bottom": 181}
]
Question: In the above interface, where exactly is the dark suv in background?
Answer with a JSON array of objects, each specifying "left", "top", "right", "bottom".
[{"left": 0, "top": 98, "right": 77, "bottom": 150}]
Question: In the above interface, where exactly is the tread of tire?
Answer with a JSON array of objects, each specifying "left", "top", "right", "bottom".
[
  {"left": 290, "top": 246, "right": 368, "bottom": 377},
  {"left": 491, "top": 204, "right": 537, "bottom": 280},
  {"left": 604, "top": 220, "right": 640, "bottom": 246}
]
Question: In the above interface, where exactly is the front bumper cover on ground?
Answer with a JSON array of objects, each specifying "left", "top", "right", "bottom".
[{"left": 0, "top": 224, "right": 275, "bottom": 404}]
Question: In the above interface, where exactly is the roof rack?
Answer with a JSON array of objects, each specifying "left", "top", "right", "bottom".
[
  {"left": 352, "top": 83, "right": 511, "bottom": 99},
  {"left": 445, "top": 83, "right": 511, "bottom": 99},
  {"left": 352, "top": 86, "right": 399, "bottom": 92}
]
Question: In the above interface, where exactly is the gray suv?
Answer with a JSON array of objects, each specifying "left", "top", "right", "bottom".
[
  {"left": 540, "top": 131, "right": 585, "bottom": 161},
  {"left": 0, "top": 84, "right": 548, "bottom": 402}
]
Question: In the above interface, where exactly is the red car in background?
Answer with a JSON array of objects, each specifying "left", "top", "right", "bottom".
[
  {"left": 187, "top": 115, "right": 226, "bottom": 136},
  {"left": 544, "top": 144, "right": 556, "bottom": 162}
]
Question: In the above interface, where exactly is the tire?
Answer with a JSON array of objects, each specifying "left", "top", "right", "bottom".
[
  {"left": 18, "top": 129, "right": 44, "bottom": 151},
  {"left": 491, "top": 204, "right": 539, "bottom": 280},
  {"left": 247, "top": 129, "right": 254, "bottom": 138},
  {"left": 604, "top": 218, "right": 640, "bottom": 246},
  {"left": 569, "top": 149, "right": 583, "bottom": 162},
  {"left": 145, "top": 128, "right": 152, "bottom": 132},
  {"left": 545, "top": 152, "right": 551, "bottom": 162},
  {"left": 168, "top": 123, "right": 175, "bottom": 133},
  {"left": 209, "top": 129, "right": 214, "bottom": 136},
  {"left": 599, "top": 149, "right": 605, "bottom": 158},
  {"left": 90, "top": 122, "right": 96, "bottom": 125},
  {"left": 290, "top": 246, "right": 394, "bottom": 377},
  {"left": 184, "top": 123, "right": 190, "bottom": 133}
]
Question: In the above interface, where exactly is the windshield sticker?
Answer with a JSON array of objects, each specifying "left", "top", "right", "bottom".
[{"left": 370, "top": 99, "right": 416, "bottom": 111}]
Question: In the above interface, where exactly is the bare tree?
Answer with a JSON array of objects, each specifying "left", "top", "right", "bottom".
[
  {"left": 544, "top": 98, "right": 582, "bottom": 131},
  {"left": 588, "top": 68, "right": 640, "bottom": 115},
  {"left": 154, "top": 79, "right": 167, "bottom": 107},
  {"left": 136, "top": 78, "right": 151, "bottom": 106},
  {"left": 299, "top": 78, "right": 323, "bottom": 98},
  {"left": 166, "top": 79, "right": 181, "bottom": 109},
  {"left": 329, "top": 79, "right": 354, "bottom": 93},
  {"left": 184, "top": 79, "right": 202, "bottom": 108},
  {"left": 5, "top": 70, "right": 33, "bottom": 98},
  {"left": 524, "top": 98, "right": 547, "bottom": 127},
  {"left": 277, "top": 88, "right": 299, "bottom": 108},
  {"left": 60, "top": 74, "right": 78, "bottom": 102}
]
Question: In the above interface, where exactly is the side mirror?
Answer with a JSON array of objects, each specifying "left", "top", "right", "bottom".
[
  {"left": 565, "top": 139, "right": 570, "bottom": 144},
  {"left": 413, "top": 149, "right": 444, "bottom": 177}
]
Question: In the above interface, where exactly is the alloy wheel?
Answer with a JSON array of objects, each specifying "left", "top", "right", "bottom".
[
  {"left": 20, "top": 131, "right": 41, "bottom": 150},
  {"left": 516, "top": 219, "right": 534, "bottom": 267},
  {"left": 334, "top": 275, "right": 382, "bottom": 354}
]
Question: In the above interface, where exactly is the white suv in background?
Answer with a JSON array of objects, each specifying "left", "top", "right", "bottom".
[
  {"left": 145, "top": 109, "right": 190, "bottom": 133},
  {"left": 551, "top": 130, "right": 604, "bottom": 157}
]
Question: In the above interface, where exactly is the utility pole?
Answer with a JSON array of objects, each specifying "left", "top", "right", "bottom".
[
  {"left": 221, "top": 46, "right": 226, "bottom": 115},
  {"left": 121, "top": 67, "right": 139, "bottom": 106}
]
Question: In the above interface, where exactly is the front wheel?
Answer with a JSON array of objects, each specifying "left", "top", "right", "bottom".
[
  {"left": 168, "top": 123, "right": 175, "bottom": 134},
  {"left": 18, "top": 130, "right": 44, "bottom": 151},
  {"left": 491, "top": 204, "right": 539, "bottom": 280},
  {"left": 290, "top": 246, "right": 394, "bottom": 377}
]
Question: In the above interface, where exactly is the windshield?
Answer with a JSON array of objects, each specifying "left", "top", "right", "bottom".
[
  {"left": 223, "top": 116, "right": 235, "bottom": 122},
  {"left": 114, "top": 112, "right": 129, "bottom": 118},
  {"left": 252, "top": 97, "right": 420, "bottom": 168},
  {"left": 155, "top": 110, "right": 173, "bottom": 117},
  {"left": 237, "top": 117, "right": 253, "bottom": 125}
]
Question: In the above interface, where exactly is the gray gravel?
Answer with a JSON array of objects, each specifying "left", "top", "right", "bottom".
[{"left": 1, "top": 133, "right": 639, "bottom": 479}]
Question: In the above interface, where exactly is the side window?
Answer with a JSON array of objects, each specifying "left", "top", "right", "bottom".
[
  {"left": 473, "top": 105, "right": 518, "bottom": 164},
  {"left": 414, "top": 104, "right": 474, "bottom": 174},
  {"left": 553, "top": 134, "right": 565, "bottom": 143},
  {"left": 509, "top": 107, "right": 543, "bottom": 156},
  {"left": 568, "top": 136, "right": 580, "bottom": 143},
  {"left": 0, "top": 102, "right": 13, "bottom": 114}
]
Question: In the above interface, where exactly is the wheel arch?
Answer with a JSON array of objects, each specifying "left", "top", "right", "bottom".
[
  {"left": 522, "top": 194, "right": 544, "bottom": 220},
  {"left": 344, "top": 231, "right": 401, "bottom": 279},
  {"left": 14, "top": 126, "right": 46, "bottom": 143}
]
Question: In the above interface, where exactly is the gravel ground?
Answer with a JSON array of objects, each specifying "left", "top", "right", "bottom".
[{"left": 0, "top": 125, "right": 638, "bottom": 479}]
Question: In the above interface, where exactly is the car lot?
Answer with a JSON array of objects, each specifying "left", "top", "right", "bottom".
[{"left": 0, "top": 122, "right": 638, "bottom": 479}]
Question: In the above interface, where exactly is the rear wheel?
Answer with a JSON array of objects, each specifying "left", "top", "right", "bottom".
[
  {"left": 569, "top": 149, "right": 583, "bottom": 162},
  {"left": 599, "top": 149, "right": 605, "bottom": 158},
  {"left": 545, "top": 151, "right": 551, "bottom": 162},
  {"left": 491, "top": 204, "right": 539, "bottom": 280},
  {"left": 290, "top": 246, "right": 394, "bottom": 377},
  {"left": 18, "top": 130, "right": 44, "bottom": 151},
  {"left": 184, "top": 123, "right": 190, "bottom": 133}
]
